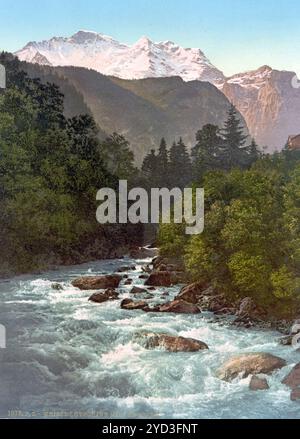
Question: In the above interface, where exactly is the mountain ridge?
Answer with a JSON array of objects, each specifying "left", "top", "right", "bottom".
[
  {"left": 22, "top": 61, "right": 247, "bottom": 165},
  {"left": 16, "top": 30, "right": 300, "bottom": 151}
]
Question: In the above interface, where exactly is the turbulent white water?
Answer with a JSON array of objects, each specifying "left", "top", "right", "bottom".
[{"left": 0, "top": 255, "right": 299, "bottom": 419}]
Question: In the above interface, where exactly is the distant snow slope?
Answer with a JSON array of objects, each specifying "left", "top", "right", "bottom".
[{"left": 15, "top": 30, "right": 225, "bottom": 84}]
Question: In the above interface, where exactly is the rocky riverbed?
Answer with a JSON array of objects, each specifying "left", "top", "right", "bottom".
[{"left": 0, "top": 248, "right": 299, "bottom": 419}]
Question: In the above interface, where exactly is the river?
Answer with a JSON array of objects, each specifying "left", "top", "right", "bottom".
[{"left": 0, "top": 253, "right": 299, "bottom": 419}]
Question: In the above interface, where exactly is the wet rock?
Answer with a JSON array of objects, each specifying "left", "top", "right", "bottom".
[
  {"left": 162, "top": 292, "right": 170, "bottom": 297},
  {"left": 236, "top": 297, "right": 267, "bottom": 320},
  {"left": 282, "top": 362, "right": 300, "bottom": 389},
  {"left": 117, "top": 265, "right": 136, "bottom": 273},
  {"left": 139, "top": 274, "right": 149, "bottom": 279},
  {"left": 145, "top": 271, "right": 172, "bottom": 287},
  {"left": 157, "top": 264, "right": 167, "bottom": 271},
  {"left": 152, "top": 256, "right": 164, "bottom": 269},
  {"left": 159, "top": 299, "right": 200, "bottom": 314},
  {"left": 130, "top": 247, "right": 157, "bottom": 259},
  {"left": 72, "top": 275, "right": 122, "bottom": 290},
  {"left": 143, "top": 305, "right": 161, "bottom": 313},
  {"left": 291, "top": 319, "right": 300, "bottom": 333},
  {"left": 121, "top": 299, "right": 149, "bottom": 311},
  {"left": 142, "top": 265, "right": 152, "bottom": 274},
  {"left": 291, "top": 387, "right": 300, "bottom": 401},
  {"left": 51, "top": 283, "right": 64, "bottom": 291},
  {"left": 279, "top": 335, "right": 294, "bottom": 346},
  {"left": 89, "top": 289, "right": 119, "bottom": 303},
  {"left": 217, "top": 353, "right": 287, "bottom": 382},
  {"left": 124, "top": 279, "right": 133, "bottom": 285},
  {"left": 249, "top": 375, "right": 270, "bottom": 391},
  {"left": 130, "top": 286, "right": 148, "bottom": 295},
  {"left": 120, "top": 298, "right": 132, "bottom": 307},
  {"left": 152, "top": 256, "right": 185, "bottom": 273},
  {"left": 237, "top": 297, "right": 256, "bottom": 316},
  {"left": 147, "top": 286, "right": 156, "bottom": 291},
  {"left": 176, "top": 281, "right": 209, "bottom": 304},
  {"left": 198, "top": 293, "right": 229, "bottom": 313},
  {"left": 136, "top": 332, "right": 208, "bottom": 352}
]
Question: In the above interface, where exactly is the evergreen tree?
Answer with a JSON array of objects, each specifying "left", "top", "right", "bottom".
[
  {"left": 169, "top": 138, "right": 192, "bottom": 188},
  {"left": 246, "top": 138, "right": 260, "bottom": 166},
  {"left": 141, "top": 149, "right": 157, "bottom": 183},
  {"left": 101, "top": 133, "right": 135, "bottom": 181},
  {"left": 191, "top": 124, "right": 222, "bottom": 180},
  {"left": 156, "top": 137, "right": 169, "bottom": 187},
  {"left": 220, "top": 105, "right": 248, "bottom": 169}
]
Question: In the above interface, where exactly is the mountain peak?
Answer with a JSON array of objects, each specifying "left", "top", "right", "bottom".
[
  {"left": 133, "top": 36, "right": 153, "bottom": 47},
  {"left": 15, "top": 31, "right": 224, "bottom": 83}
]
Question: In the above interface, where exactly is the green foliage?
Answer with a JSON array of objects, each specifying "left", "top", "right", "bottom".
[
  {"left": 271, "top": 266, "right": 300, "bottom": 299},
  {"left": 0, "top": 53, "right": 138, "bottom": 275},
  {"left": 101, "top": 133, "right": 136, "bottom": 181},
  {"left": 169, "top": 138, "right": 192, "bottom": 188},
  {"left": 158, "top": 222, "right": 187, "bottom": 258},
  {"left": 191, "top": 124, "right": 222, "bottom": 178},
  {"left": 159, "top": 153, "right": 300, "bottom": 311}
]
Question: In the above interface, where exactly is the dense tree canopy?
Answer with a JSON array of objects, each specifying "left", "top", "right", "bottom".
[
  {"left": 0, "top": 53, "right": 138, "bottom": 275},
  {"left": 159, "top": 150, "right": 300, "bottom": 315}
]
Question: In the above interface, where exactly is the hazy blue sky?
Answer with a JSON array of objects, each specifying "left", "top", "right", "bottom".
[{"left": 1, "top": 0, "right": 300, "bottom": 76}]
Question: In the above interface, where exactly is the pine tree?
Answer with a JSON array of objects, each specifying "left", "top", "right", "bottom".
[
  {"left": 191, "top": 124, "right": 222, "bottom": 180},
  {"left": 141, "top": 149, "right": 158, "bottom": 183},
  {"left": 156, "top": 137, "right": 169, "bottom": 187},
  {"left": 169, "top": 138, "right": 192, "bottom": 188},
  {"left": 221, "top": 105, "right": 248, "bottom": 169},
  {"left": 246, "top": 138, "right": 260, "bottom": 166}
]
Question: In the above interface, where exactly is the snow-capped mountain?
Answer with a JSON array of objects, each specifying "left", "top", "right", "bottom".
[
  {"left": 15, "top": 30, "right": 225, "bottom": 83},
  {"left": 15, "top": 30, "right": 300, "bottom": 151}
]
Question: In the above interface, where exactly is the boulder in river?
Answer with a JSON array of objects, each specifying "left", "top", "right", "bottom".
[
  {"left": 282, "top": 362, "right": 300, "bottom": 389},
  {"left": 130, "top": 286, "right": 148, "bottom": 295},
  {"left": 89, "top": 289, "right": 119, "bottom": 303},
  {"left": 136, "top": 332, "right": 208, "bottom": 352},
  {"left": 145, "top": 271, "right": 172, "bottom": 287},
  {"left": 159, "top": 299, "right": 200, "bottom": 314},
  {"left": 117, "top": 265, "right": 136, "bottom": 273},
  {"left": 217, "top": 353, "right": 287, "bottom": 382},
  {"left": 279, "top": 335, "right": 294, "bottom": 346},
  {"left": 121, "top": 298, "right": 149, "bottom": 311},
  {"left": 249, "top": 375, "right": 270, "bottom": 391},
  {"left": 72, "top": 275, "right": 122, "bottom": 290},
  {"left": 291, "top": 387, "right": 300, "bottom": 401}
]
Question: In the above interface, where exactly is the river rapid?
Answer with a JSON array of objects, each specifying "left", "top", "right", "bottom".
[{"left": 0, "top": 254, "right": 299, "bottom": 419}]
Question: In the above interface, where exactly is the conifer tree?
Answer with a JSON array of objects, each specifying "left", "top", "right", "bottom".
[
  {"left": 191, "top": 124, "right": 222, "bottom": 180},
  {"left": 169, "top": 138, "right": 192, "bottom": 188},
  {"left": 220, "top": 105, "right": 248, "bottom": 169},
  {"left": 246, "top": 138, "right": 260, "bottom": 165},
  {"left": 141, "top": 149, "right": 158, "bottom": 183},
  {"left": 156, "top": 137, "right": 169, "bottom": 187}
]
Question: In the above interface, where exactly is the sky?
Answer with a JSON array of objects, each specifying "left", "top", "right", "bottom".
[{"left": 1, "top": 0, "right": 300, "bottom": 76}]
